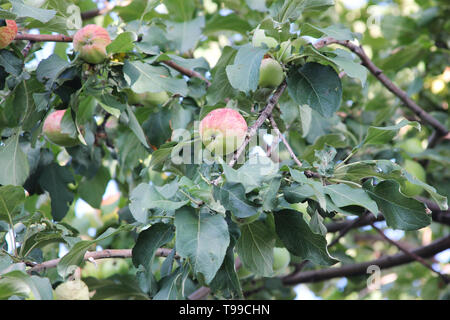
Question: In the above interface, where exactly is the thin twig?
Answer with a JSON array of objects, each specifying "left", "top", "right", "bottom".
[
  {"left": 269, "top": 115, "right": 302, "bottom": 167},
  {"left": 21, "top": 41, "right": 34, "bottom": 58},
  {"left": 370, "top": 223, "right": 450, "bottom": 284}
]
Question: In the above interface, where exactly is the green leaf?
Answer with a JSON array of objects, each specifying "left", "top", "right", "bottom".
[
  {"left": 57, "top": 225, "right": 132, "bottom": 278},
  {"left": 275, "top": 0, "right": 334, "bottom": 22},
  {"left": 225, "top": 44, "right": 267, "bottom": 93},
  {"left": 274, "top": 209, "right": 337, "bottom": 266},
  {"left": 363, "top": 180, "right": 431, "bottom": 231},
  {"left": 107, "top": 32, "right": 137, "bottom": 54},
  {"left": 36, "top": 54, "right": 69, "bottom": 89},
  {"left": 209, "top": 218, "right": 243, "bottom": 299},
  {"left": 246, "top": 0, "right": 268, "bottom": 12},
  {"left": 334, "top": 160, "right": 448, "bottom": 210},
  {"left": 236, "top": 221, "right": 276, "bottom": 276},
  {"left": 0, "top": 270, "right": 53, "bottom": 300},
  {"left": 166, "top": 16, "right": 205, "bottom": 53},
  {"left": 315, "top": 48, "right": 367, "bottom": 86},
  {"left": 123, "top": 60, "right": 188, "bottom": 96},
  {"left": 0, "top": 185, "right": 25, "bottom": 224},
  {"left": 287, "top": 62, "right": 342, "bottom": 118},
  {"left": 132, "top": 223, "right": 174, "bottom": 269},
  {"left": 213, "top": 182, "right": 260, "bottom": 218},
  {"left": 153, "top": 268, "right": 183, "bottom": 300},
  {"left": 363, "top": 119, "right": 420, "bottom": 146},
  {"left": 302, "top": 23, "right": 357, "bottom": 41},
  {"left": 175, "top": 207, "right": 230, "bottom": 284},
  {"left": 129, "top": 183, "right": 188, "bottom": 224},
  {"left": 78, "top": 167, "right": 111, "bottom": 209},
  {"left": 206, "top": 46, "right": 238, "bottom": 105},
  {"left": 0, "top": 134, "right": 30, "bottom": 186},
  {"left": 205, "top": 14, "right": 252, "bottom": 35},
  {"left": 125, "top": 105, "right": 150, "bottom": 148},
  {"left": 10, "top": 0, "right": 56, "bottom": 23},
  {"left": 0, "top": 50, "right": 23, "bottom": 76},
  {"left": 324, "top": 184, "right": 379, "bottom": 213},
  {"left": 38, "top": 163, "right": 74, "bottom": 221}
]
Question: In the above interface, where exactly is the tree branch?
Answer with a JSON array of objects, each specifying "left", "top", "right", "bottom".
[
  {"left": 282, "top": 234, "right": 450, "bottom": 285},
  {"left": 314, "top": 37, "right": 449, "bottom": 138},
  {"left": 269, "top": 115, "right": 302, "bottom": 168},
  {"left": 370, "top": 223, "right": 450, "bottom": 284},
  {"left": 228, "top": 81, "right": 287, "bottom": 168},
  {"left": 27, "top": 248, "right": 176, "bottom": 274},
  {"left": 13, "top": 33, "right": 210, "bottom": 86},
  {"left": 161, "top": 59, "right": 211, "bottom": 87}
]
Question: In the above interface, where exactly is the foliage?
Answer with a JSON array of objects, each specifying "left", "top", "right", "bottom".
[{"left": 0, "top": 0, "right": 449, "bottom": 300}]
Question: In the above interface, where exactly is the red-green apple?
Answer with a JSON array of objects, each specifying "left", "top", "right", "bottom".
[
  {"left": 199, "top": 108, "right": 247, "bottom": 156},
  {"left": 43, "top": 109, "right": 80, "bottom": 147},
  {"left": 0, "top": 20, "right": 18, "bottom": 49},
  {"left": 400, "top": 159, "right": 426, "bottom": 197},
  {"left": 73, "top": 24, "right": 111, "bottom": 64},
  {"left": 259, "top": 58, "right": 285, "bottom": 88}
]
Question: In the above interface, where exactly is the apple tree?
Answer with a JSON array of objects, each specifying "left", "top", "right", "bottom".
[{"left": 0, "top": 0, "right": 449, "bottom": 300}]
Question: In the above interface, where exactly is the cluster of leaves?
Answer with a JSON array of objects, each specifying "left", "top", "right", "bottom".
[{"left": 0, "top": 0, "right": 449, "bottom": 300}]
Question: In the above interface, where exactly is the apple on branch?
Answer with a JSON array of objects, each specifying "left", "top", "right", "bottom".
[
  {"left": 125, "top": 89, "right": 170, "bottom": 107},
  {"left": 0, "top": 20, "right": 18, "bottom": 49},
  {"left": 199, "top": 108, "right": 248, "bottom": 156},
  {"left": 259, "top": 58, "right": 285, "bottom": 88},
  {"left": 73, "top": 24, "right": 111, "bottom": 64},
  {"left": 54, "top": 280, "right": 90, "bottom": 300},
  {"left": 42, "top": 109, "right": 80, "bottom": 147}
]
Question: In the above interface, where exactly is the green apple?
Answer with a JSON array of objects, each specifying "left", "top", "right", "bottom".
[
  {"left": 259, "top": 58, "right": 285, "bottom": 88},
  {"left": 126, "top": 89, "right": 170, "bottom": 107},
  {"left": 54, "top": 280, "right": 90, "bottom": 300},
  {"left": 199, "top": 108, "right": 248, "bottom": 156},
  {"left": 273, "top": 247, "right": 290, "bottom": 275},
  {"left": 42, "top": 109, "right": 80, "bottom": 147},
  {"left": 252, "top": 29, "right": 278, "bottom": 49},
  {"left": 396, "top": 138, "right": 425, "bottom": 154},
  {"left": 400, "top": 159, "right": 426, "bottom": 197}
]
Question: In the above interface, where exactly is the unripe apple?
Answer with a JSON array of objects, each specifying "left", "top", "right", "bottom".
[
  {"left": 126, "top": 89, "right": 169, "bottom": 107},
  {"left": 0, "top": 20, "right": 18, "bottom": 49},
  {"left": 199, "top": 108, "right": 247, "bottom": 156},
  {"left": 54, "top": 280, "right": 90, "bottom": 300},
  {"left": 259, "top": 58, "right": 285, "bottom": 88},
  {"left": 400, "top": 159, "right": 426, "bottom": 197},
  {"left": 42, "top": 109, "right": 80, "bottom": 147},
  {"left": 396, "top": 138, "right": 424, "bottom": 154},
  {"left": 73, "top": 24, "right": 111, "bottom": 64},
  {"left": 252, "top": 29, "right": 278, "bottom": 49},
  {"left": 273, "top": 247, "right": 290, "bottom": 275}
]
